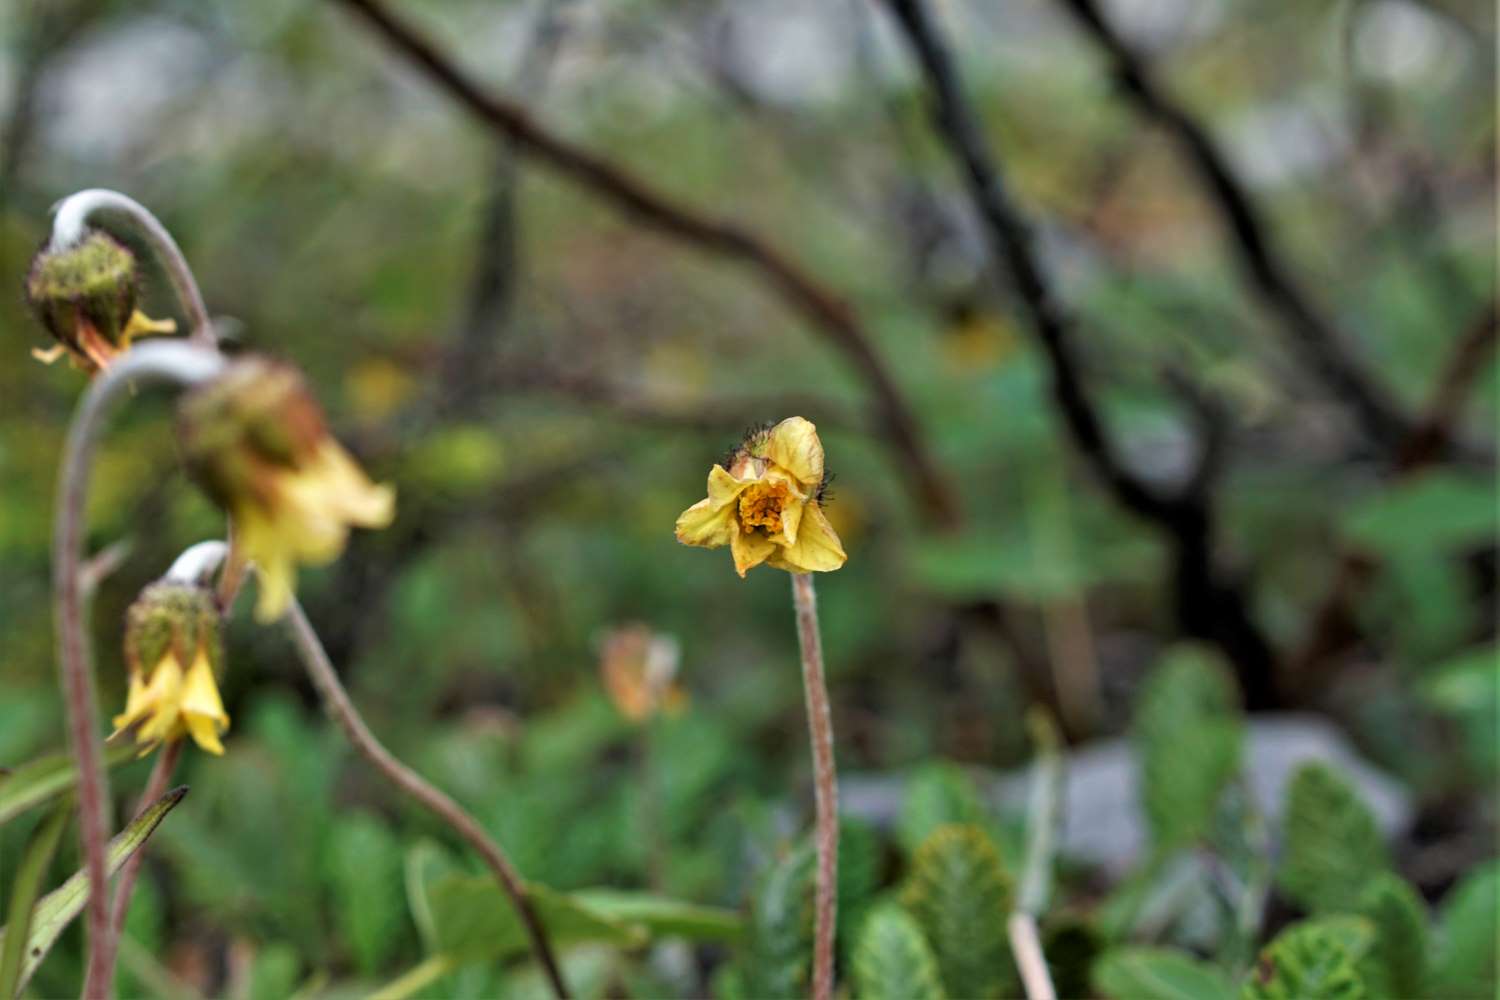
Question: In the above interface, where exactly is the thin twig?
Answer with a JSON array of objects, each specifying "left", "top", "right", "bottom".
[
  {"left": 282, "top": 597, "right": 570, "bottom": 998},
  {"left": 880, "top": 0, "right": 1278, "bottom": 707},
  {"left": 790, "top": 573, "right": 838, "bottom": 1000},
  {"left": 53, "top": 342, "right": 226, "bottom": 1000},
  {"left": 1010, "top": 710, "right": 1063, "bottom": 1000},
  {"left": 106, "top": 739, "right": 183, "bottom": 943},
  {"left": 49, "top": 190, "right": 215, "bottom": 346},
  {"left": 1054, "top": 0, "right": 1412, "bottom": 451},
  {"left": 326, "top": 0, "right": 959, "bottom": 529}
]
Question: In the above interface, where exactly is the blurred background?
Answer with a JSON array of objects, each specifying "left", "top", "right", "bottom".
[{"left": 0, "top": 0, "right": 1493, "bottom": 996}]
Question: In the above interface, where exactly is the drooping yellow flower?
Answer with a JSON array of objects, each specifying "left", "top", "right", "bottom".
[
  {"left": 178, "top": 357, "right": 395, "bottom": 622},
  {"left": 112, "top": 582, "right": 230, "bottom": 756},
  {"left": 600, "top": 624, "right": 686, "bottom": 723},
  {"left": 675, "top": 417, "right": 847, "bottom": 577},
  {"left": 25, "top": 230, "right": 178, "bottom": 375}
]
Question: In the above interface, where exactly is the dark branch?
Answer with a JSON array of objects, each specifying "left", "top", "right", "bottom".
[
  {"left": 326, "top": 0, "right": 960, "bottom": 528},
  {"left": 1055, "top": 0, "right": 1414, "bottom": 451},
  {"left": 881, "top": 0, "right": 1278, "bottom": 707}
]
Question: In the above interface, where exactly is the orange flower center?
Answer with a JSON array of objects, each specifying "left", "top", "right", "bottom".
[{"left": 738, "top": 481, "right": 791, "bottom": 533}]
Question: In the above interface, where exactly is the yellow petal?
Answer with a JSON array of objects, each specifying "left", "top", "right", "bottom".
[
  {"left": 730, "top": 524, "right": 776, "bottom": 577},
  {"left": 311, "top": 442, "right": 396, "bottom": 528},
  {"left": 676, "top": 465, "right": 750, "bottom": 548},
  {"left": 135, "top": 655, "right": 186, "bottom": 747},
  {"left": 31, "top": 344, "right": 67, "bottom": 365},
  {"left": 111, "top": 674, "right": 151, "bottom": 734},
  {"left": 240, "top": 510, "right": 298, "bottom": 622},
  {"left": 675, "top": 496, "right": 735, "bottom": 548},
  {"left": 771, "top": 503, "right": 846, "bottom": 573},
  {"left": 184, "top": 712, "right": 226, "bottom": 755},
  {"left": 121, "top": 309, "right": 178, "bottom": 343},
  {"left": 766, "top": 417, "right": 824, "bottom": 486},
  {"left": 180, "top": 650, "right": 229, "bottom": 726},
  {"left": 778, "top": 495, "right": 805, "bottom": 545}
]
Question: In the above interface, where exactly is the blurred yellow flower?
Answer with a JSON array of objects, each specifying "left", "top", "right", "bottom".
[
  {"left": 112, "top": 582, "right": 229, "bottom": 756},
  {"left": 178, "top": 357, "right": 395, "bottom": 622},
  {"left": 600, "top": 624, "right": 685, "bottom": 723},
  {"left": 675, "top": 417, "right": 846, "bottom": 577},
  {"left": 25, "top": 231, "right": 178, "bottom": 375}
]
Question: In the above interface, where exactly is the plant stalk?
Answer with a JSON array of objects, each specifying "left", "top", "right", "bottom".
[
  {"left": 1007, "top": 913, "right": 1056, "bottom": 1000},
  {"left": 282, "top": 597, "right": 570, "bottom": 998},
  {"left": 790, "top": 572, "right": 838, "bottom": 1000},
  {"left": 55, "top": 342, "right": 225, "bottom": 999}
]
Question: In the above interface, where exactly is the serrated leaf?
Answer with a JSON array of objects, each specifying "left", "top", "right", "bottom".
[
  {"left": 740, "top": 840, "right": 816, "bottom": 999},
  {"left": 1242, "top": 916, "right": 1374, "bottom": 1000},
  {"left": 1134, "top": 646, "right": 1244, "bottom": 852},
  {"left": 897, "top": 762, "right": 987, "bottom": 855},
  {"left": 853, "top": 904, "right": 946, "bottom": 1000},
  {"left": 901, "top": 824, "right": 1015, "bottom": 999},
  {"left": 0, "top": 785, "right": 187, "bottom": 994},
  {"left": 425, "top": 875, "right": 644, "bottom": 962},
  {"left": 1354, "top": 872, "right": 1428, "bottom": 998},
  {"left": 0, "top": 739, "right": 137, "bottom": 827},
  {"left": 568, "top": 889, "right": 742, "bottom": 942},
  {"left": 1277, "top": 763, "right": 1388, "bottom": 913},
  {"left": 1092, "top": 948, "right": 1235, "bottom": 1000},
  {"left": 0, "top": 798, "right": 71, "bottom": 997},
  {"left": 1431, "top": 860, "right": 1498, "bottom": 998}
]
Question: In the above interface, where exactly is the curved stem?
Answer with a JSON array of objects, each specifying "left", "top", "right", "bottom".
[
  {"left": 282, "top": 597, "right": 570, "bottom": 999},
  {"left": 790, "top": 573, "right": 838, "bottom": 1000},
  {"left": 55, "top": 342, "right": 226, "bottom": 1000},
  {"left": 49, "top": 189, "right": 215, "bottom": 345},
  {"left": 105, "top": 739, "right": 183, "bottom": 944}
]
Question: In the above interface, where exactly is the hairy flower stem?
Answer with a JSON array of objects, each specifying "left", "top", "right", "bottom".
[
  {"left": 283, "top": 598, "right": 570, "bottom": 999},
  {"left": 49, "top": 189, "right": 215, "bottom": 344},
  {"left": 106, "top": 739, "right": 183, "bottom": 941},
  {"left": 54, "top": 343, "right": 226, "bottom": 1000},
  {"left": 790, "top": 572, "right": 838, "bottom": 1000}
]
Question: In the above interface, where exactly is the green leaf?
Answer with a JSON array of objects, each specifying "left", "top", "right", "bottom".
[
  {"left": 0, "top": 798, "right": 72, "bottom": 997},
  {"left": 1092, "top": 948, "right": 1235, "bottom": 1000},
  {"left": 1242, "top": 916, "right": 1374, "bottom": 1000},
  {"left": 740, "top": 840, "right": 816, "bottom": 999},
  {"left": 425, "top": 875, "right": 645, "bottom": 962},
  {"left": 901, "top": 824, "right": 1015, "bottom": 999},
  {"left": 838, "top": 819, "right": 883, "bottom": 966},
  {"left": 1354, "top": 872, "right": 1428, "bottom": 998},
  {"left": 0, "top": 785, "right": 187, "bottom": 994},
  {"left": 329, "top": 811, "right": 405, "bottom": 975},
  {"left": 568, "top": 889, "right": 742, "bottom": 942},
  {"left": 1133, "top": 646, "right": 1244, "bottom": 852},
  {"left": 0, "top": 739, "right": 137, "bottom": 827},
  {"left": 1276, "top": 763, "right": 1389, "bottom": 913},
  {"left": 1343, "top": 471, "right": 1497, "bottom": 556},
  {"left": 1421, "top": 645, "right": 1499, "bottom": 778},
  {"left": 853, "top": 905, "right": 946, "bottom": 1000},
  {"left": 404, "top": 839, "right": 458, "bottom": 954},
  {"left": 897, "top": 762, "right": 987, "bottom": 855},
  {"left": 1430, "top": 860, "right": 1498, "bottom": 998}
]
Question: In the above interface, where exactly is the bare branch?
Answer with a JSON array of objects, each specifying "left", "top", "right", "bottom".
[
  {"left": 880, "top": 0, "right": 1278, "bottom": 707},
  {"left": 326, "top": 0, "right": 960, "bottom": 528},
  {"left": 1055, "top": 0, "right": 1414, "bottom": 450}
]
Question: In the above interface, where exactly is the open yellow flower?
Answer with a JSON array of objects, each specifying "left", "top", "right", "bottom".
[
  {"left": 112, "top": 582, "right": 230, "bottom": 756},
  {"left": 26, "top": 230, "right": 178, "bottom": 375},
  {"left": 178, "top": 357, "right": 395, "bottom": 622},
  {"left": 675, "top": 417, "right": 847, "bottom": 577}
]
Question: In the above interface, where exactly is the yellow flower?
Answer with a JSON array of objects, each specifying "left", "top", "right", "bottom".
[
  {"left": 178, "top": 357, "right": 396, "bottom": 622},
  {"left": 112, "top": 582, "right": 230, "bottom": 756},
  {"left": 26, "top": 231, "right": 178, "bottom": 375},
  {"left": 600, "top": 624, "right": 686, "bottom": 723},
  {"left": 675, "top": 417, "right": 847, "bottom": 577}
]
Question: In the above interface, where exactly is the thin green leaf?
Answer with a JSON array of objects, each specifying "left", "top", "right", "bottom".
[
  {"left": 0, "top": 740, "right": 137, "bottom": 828},
  {"left": 425, "top": 876, "right": 643, "bottom": 962},
  {"left": 0, "top": 798, "right": 72, "bottom": 997},
  {"left": 568, "top": 889, "right": 742, "bottom": 942},
  {"left": 1092, "top": 948, "right": 1235, "bottom": 1000},
  {"left": 0, "top": 785, "right": 187, "bottom": 994}
]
